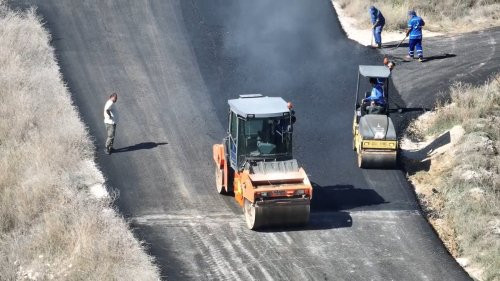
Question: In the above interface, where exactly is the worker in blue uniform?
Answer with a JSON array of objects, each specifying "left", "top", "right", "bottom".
[
  {"left": 406, "top": 10, "right": 425, "bottom": 62},
  {"left": 362, "top": 78, "right": 386, "bottom": 114},
  {"left": 369, "top": 6, "right": 385, "bottom": 48}
]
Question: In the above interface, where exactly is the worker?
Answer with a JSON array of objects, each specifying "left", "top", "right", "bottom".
[
  {"left": 367, "top": 78, "right": 385, "bottom": 104},
  {"left": 103, "top": 93, "right": 118, "bottom": 155},
  {"left": 369, "top": 6, "right": 385, "bottom": 48},
  {"left": 287, "top": 102, "right": 296, "bottom": 125},
  {"left": 377, "top": 57, "right": 396, "bottom": 84},
  {"left": 362, "top": 78, "right": 386, "bottom": 114},
  {"left": 406, "top": 10, "right": 425, "bottom": 62},
  {"left": 383, "top": 57, "right": 396, "bottom": 71}
]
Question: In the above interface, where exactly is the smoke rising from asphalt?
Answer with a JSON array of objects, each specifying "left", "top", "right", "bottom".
[{"left": 221, "top": 0, "right": 356, "bottom": 97}]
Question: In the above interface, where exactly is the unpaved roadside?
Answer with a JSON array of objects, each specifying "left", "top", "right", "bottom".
[
  {"left": 331, "top": 0, "right": 442, "bottom": 47},
  {"left": 400, "top": 77, "right": 500, "bottom": 281},
  {"left": 0, "top": 3, "right": 159, "bottom": 280}
]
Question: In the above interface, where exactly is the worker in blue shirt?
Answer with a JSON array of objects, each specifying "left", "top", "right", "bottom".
[
  {"left": 369, "top": 6, "right": 385, "bottom": 48},
  {"left": 362, "top": 78, "right": 386, "bottom": 114},
  {"left": 406, "top": 10, "right": 425, "bottom": 62}
]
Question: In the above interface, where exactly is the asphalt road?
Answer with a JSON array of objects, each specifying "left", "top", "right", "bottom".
[
  {"left": 11, "top": 0, "right": 478, "bottom": 280},
  {"left": 381, "top": 27, "right": 500, "bottom": 108}
]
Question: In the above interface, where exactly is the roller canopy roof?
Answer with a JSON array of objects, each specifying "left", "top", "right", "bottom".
[
  {"left": 228, "top": 95, "right": 289, "bottom": 118},
  {"left": 359, "top": 65, "right": 391, "bottom": 78}
]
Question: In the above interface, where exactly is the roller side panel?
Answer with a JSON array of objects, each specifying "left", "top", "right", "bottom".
[{"left": 212, "top": 144, "right": 224, "bottom": 168}]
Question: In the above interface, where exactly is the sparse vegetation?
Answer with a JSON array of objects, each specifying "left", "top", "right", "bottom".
[
  {"left": 402, "top": 75, "right": 500, "bottom": 281},
  {"left": 0, "top": 3, "right": 159, "bottom": 280},
  {"left": 336, "top": 0, "right": 500, "bottom": 32}
]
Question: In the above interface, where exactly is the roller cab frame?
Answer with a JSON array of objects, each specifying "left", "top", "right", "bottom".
[
  {"left": 213, "top": 94, "right": 313, "bottom": 230},
  {"left": 352, "top": 66, "right": 398, "bottom": 168}
]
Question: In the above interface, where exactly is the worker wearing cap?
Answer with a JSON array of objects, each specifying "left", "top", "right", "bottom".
[
  {"left": 103, "top": 93, "right": 118, "bottom": 154},
  {"left": 287, "top": 102, "right": 296, "bottom": 125},
  {"left": 377, "top": 57, "right": 396, "bottom": 84},
  {"left": 383, "top": 57, "right": 396, "bottom": 71},
  {"left": 369, "top": 6, "right": 385, "bottom": 48},
  {"left": 406, "top": 10, "right": 425, "bottom": 62}
]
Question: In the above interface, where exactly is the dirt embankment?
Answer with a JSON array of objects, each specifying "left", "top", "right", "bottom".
[
  {"left": 401, "top": 77, "right": 499, "bottom": 281},
  {"left": 331, "top": 0, "right": 442, "bottom": 46},
  {"left": 333, "top": 0, "right": 500, "bottom": 34},
  {"left": 331, "top": 0, "right": 499, "bottom": 47},
  {"left": 0, "top": 4, "right": 159, "bottom": 280}
]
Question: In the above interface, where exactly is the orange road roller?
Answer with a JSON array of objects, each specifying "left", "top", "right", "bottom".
[{"left": 213, "top": 94, "right": 313, "bottom": 230}]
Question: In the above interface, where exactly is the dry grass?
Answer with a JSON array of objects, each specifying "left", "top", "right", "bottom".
[
  {"left": 0, "top": 3, "right": 159, "bottom": 280},
  {"left": 336, "top": 0, "right": 500, "bottom": 32},
  {"left": 403, "top": 75, "right": 500, "bottom": 281}
]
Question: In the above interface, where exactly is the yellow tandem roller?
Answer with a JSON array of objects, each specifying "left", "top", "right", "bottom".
[{"left": 352, "top": 65, "right": 398, "bottom": 168}]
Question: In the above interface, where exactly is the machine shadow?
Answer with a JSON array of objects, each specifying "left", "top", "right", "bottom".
[
  {"left": 257, "top": 183, "right": 387, "bottom": 233},
  {"left": 113, "top": 141, "right": 168, "bottom": 153},
  {"left": 311, "top": 183, "right": 388, "bottom": 212},
  {"left": 256, "top": 211, "right": 352, "bottom": 233},
  {"left": 402, "top": 130, "right": 451, "bottom": 175}
]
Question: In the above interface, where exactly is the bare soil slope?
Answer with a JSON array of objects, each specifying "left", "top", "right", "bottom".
[
  {"left": 401, "top": 77, "right": 500, "bottom": 281},
  {"left": 0, "top": 4, "right": 159, "bottom": 280},
  {"left": 335, "top": 0, "right": 500, "bottom": 33}
]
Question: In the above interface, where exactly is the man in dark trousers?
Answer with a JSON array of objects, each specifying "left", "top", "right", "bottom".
[
  {"left": 406, "top": 10, "right": 426, "bottom": 62},
  {"left": 103, "top": 93, "right": 118, "bottom": 154},
  {"left": 369, "top": 6, "right": 385, "bottom": 48}
]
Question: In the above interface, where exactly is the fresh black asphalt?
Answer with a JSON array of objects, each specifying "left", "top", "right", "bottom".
[
  {"left": 11, "top": 0, "right": 497, "bottom": 280},
  {"left": 383, "top": 27, "right": 499, "bottom": 108}
]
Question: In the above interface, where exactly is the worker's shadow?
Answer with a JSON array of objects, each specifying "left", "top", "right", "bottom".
[
  {"left": 113, "top": 141, "right": 168, "bottom": 153},
  {"left": 422, "top": 53, "right": 456, "bottom": 62}
]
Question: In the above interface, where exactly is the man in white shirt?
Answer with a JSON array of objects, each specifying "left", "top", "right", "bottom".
[{"left": 104, "top": 93, "right": 118, "bottom": 154}]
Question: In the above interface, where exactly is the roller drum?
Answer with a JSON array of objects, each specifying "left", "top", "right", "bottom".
[
  {"left": 244, "top": 198, "right": 310, "bottom": 230},
  {"left": 358, "top": 150, "right": 397, "bottom": 168}
]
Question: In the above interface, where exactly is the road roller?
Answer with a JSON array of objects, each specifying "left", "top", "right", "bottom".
[
  {"left": 352, "top": 65, "right": 398, "bottom": 168},
  {"left": 213, "top": 94, "right": 313, "bottom": 230}
]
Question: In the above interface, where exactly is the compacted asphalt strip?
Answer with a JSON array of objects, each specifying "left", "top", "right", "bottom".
[
  {"left": 381, "top": 27, "right": 499, "bottom": 108},
  {"left": 11, "top": 0, "right": 492, "bottom": 280}
]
